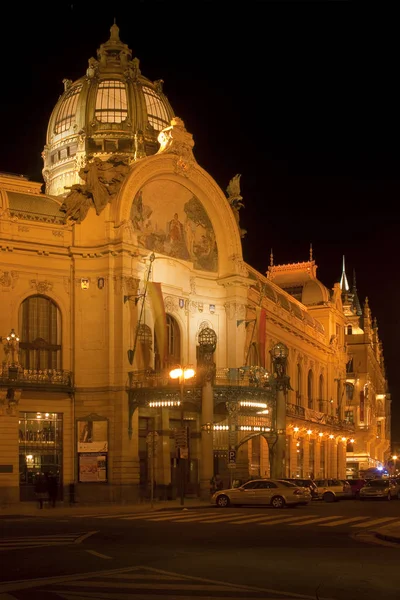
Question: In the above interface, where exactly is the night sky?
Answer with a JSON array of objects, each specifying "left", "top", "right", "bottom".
[{"left": 1, "top": 3, "right": 399, "bottom": 441}]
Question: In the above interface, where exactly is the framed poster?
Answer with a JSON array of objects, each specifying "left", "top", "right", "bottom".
[
  {"left": 77, "top": 415, "right": 108, "bottom": 453},
  {"left": 78, "top": 453, "right": 107, "bottom": 482}
]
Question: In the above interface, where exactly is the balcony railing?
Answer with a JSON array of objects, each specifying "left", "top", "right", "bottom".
[
  {"left": 0, "top": 366, "right": 73, "bottom": 389},
  {"left": 286, "top": 402, "right": 355, "bottom": 431}
]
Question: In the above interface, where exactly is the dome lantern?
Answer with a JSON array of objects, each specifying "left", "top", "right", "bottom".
[{"left": 42, "top": 24, "right": 175, "bottom": 197}]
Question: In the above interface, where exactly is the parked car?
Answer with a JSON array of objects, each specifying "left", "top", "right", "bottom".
[
  {"left": 313, "top": 478, "right": 350, "bottom": 502},
  {"left": 211, "top": 479, "right": 311, "bottom": 508},
  {"left": 388, "top": 478, "right": 400, "bottom": 498},
  {"left": 347, "top": 478, "right": 367, "bottom": 497},
  {"left": 279, "top": 478, "right": 319, "bottom": 500},
  {"left": 338, "top": 480, "right": 352, "bottom": 497},
  {"left": 359, "top": 478, "right": 398, "bottom": 500}
]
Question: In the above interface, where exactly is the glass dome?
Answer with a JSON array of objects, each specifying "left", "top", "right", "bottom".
[{"left": 42, "top": 23, "right": 175, "bottom": 197}]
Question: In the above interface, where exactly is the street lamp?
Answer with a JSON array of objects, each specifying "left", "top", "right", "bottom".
[
  {"left": 392, "top": 455, "right": 398, "bottom": 476},
  {"left": 269, "top": 342, "right": 291, "bottom": 479},
  {"left": 169, "top": 365, "right": 196, "bottom": 506}
]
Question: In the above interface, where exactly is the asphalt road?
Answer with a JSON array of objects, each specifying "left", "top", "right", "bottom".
[{"left": 0, "top": 498, "right": 399, "bottom": 599}]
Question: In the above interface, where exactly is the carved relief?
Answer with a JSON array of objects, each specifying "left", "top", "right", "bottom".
[
  {"left": 30, "top": 280, "right": 53, "bottom": 294},
  {"left": 229, "top": 253, "right": 249, "bottom": 277},
  {"left": 224, "top": 302, "right": 246, "bottom": 320},
  {"left": 190, "top": 277, "right": 196, "bottom": 295},
  {"left": 0, "top": 271, "right": 19, "bottom": 290},
  {"left": 164, "top": 295, "right": 177, "bottom": 313},
  {"left": 63, "top": 276, "right": 71, "bottom": 295},
  {"left": 122, "top": 276, "right": 140, "bottom": 293},
  {"left": 52, "top": 230, "right": 64, "bottom": 238},
  {"left": 18, "top": 225, "right": 29, "bottom": 232}
]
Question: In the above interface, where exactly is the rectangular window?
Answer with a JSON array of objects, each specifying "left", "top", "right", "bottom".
[
  {"left": 345, "top": 410, "right": 354, "bottom": 423},
  {"left": 19, "top": 412, "right": 63, "bottom": 501}
]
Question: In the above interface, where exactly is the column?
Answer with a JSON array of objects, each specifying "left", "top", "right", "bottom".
[
  {"left": 314, "top": 438, "right": 321, "bottom": 478},
  {"left": 289, "top": 436, "right": 298, "bottom": 478},
  {"left": 329, "top": 439, "right": 338, "bottom": 478},
  {"left": 200, "top": 380, "right": 214, "bottom": 499},
  {"left": 302, "top": 438, "right": 310, "bottom": 478},
  {"left": 271, "top": 388, "right": 286, "bottom": 479}
]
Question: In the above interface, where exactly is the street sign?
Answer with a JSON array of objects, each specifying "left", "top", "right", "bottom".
[
  {"left": 228, "top": 463, "right": 237, "bottom": 469},
  {"left": 228, "top": 449, "right": 236, "bottom": 464}
]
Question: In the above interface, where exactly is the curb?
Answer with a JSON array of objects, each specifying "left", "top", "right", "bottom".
[{"left": 374, "top": 532, "right": 400, "bottom": 545}]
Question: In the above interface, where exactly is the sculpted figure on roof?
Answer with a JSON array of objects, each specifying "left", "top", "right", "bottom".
[{"left": 60, "top": 156, "right": 130, "bottom": 223}]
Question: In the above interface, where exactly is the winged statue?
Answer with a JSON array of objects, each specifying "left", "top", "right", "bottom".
[{"left": 226, "top": 174, "right": 246, "bottom": 238}]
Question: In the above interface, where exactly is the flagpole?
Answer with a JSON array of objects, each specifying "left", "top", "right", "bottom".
[
  {"left": 244, "top": 282, "right": 266, "bottom": 367},
  {"left": 129, "top": 253, "right": 155, "bottom": 368}
]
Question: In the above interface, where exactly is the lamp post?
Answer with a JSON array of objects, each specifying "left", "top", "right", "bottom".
[
  {"left": 169, "top": 365, "right": 196, "bottom": 506},
  {"left": 269, "top": 342, "right": 291, "bottom": 479},
  {"left": 392, "top": 455, "right": 398, "bottom": 477}
]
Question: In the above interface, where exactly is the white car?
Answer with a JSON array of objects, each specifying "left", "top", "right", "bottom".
[
  {"left": 313, "top": 478, "right": 350, "bottom": 502},
  {"left": 211, "top": 479, "right": 311, "bottom": 509}
]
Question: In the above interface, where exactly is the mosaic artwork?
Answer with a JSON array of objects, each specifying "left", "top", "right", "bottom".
[{"left": 130, "top": 181, "right": 218, "bottom": 272}]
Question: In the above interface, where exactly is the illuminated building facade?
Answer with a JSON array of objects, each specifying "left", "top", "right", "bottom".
[{"left": 0, "top": 25, "right": 390, "bottom": 504}]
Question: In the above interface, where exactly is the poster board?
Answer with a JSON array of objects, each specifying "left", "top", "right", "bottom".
[
  {"left": 78, "top": 453, "right": 107, "bottom": 482},
  {"left": 77, "top": 416, "right": 108, "bottom": 453}
]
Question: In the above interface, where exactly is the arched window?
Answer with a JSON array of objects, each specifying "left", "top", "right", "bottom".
[
  {"left": 95, "top": 80, "right": 128, "bottom": 123},
  {"left": 142, "top": 86, "right": 170, "bottom": 131},
  {"left": 318, "top": 374, "right": 324, "bottom": 412},
  {"left": 154, "top": 314, "right": 181, "bottom": 370},
  {"left": 19, "top": 295, "right": 62, "bottom": 370},
  {"left": 296, "top": 364, "right": 302, "bottom": 406},
  {"left": 307, "top": 369, "right": 313, "bottom": 409}
]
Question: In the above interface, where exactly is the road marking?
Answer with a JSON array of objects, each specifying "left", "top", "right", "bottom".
[
  {"left": 85, "top": 549, "right": 113, "bottom": 559},
  {"left": 351, "top": 517, "right": 399, "bottom": 528},
  {"left": 258, "top": 515, "right": 319, "bottom": 526},
  {"left": 121, "top": 510, "right": 203, "bottom": 521},
  {"left": 288, "top": 516, "right": 342, "bottom": 526},
  {"left": 0, "top": 564, "right": 335, "bottom": 598},
  {"left": 74, "top": 530, "right": 98, "bottom": 544},
  {"left": 319, "top": 516, "right": 369, "bottom": 526},
  {"left": 169, "top": 512, "right": 257, "bottom": 523},
  {"left": 224, "top": 513, "right": 300, "bottom": 525},
  {"left": 199, "top": 512, "right": 276, "bottom": 524},
  {"left": 147, "top": 512, "right": 218, "bottom": 522}
]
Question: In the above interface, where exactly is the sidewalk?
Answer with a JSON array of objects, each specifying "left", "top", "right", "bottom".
[
  {"left": 0, "top": 497, "right": 213, "bottom": 518},
  {"left": 373, "top": 523, "right": 400, "bottom": 545}
]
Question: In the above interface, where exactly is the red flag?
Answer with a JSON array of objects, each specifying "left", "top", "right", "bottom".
[{"left": 147, "top": 282, "right": 167, "bottom": 369}]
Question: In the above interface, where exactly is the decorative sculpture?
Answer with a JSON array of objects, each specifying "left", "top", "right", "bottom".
[
  {"left": 60, "top": 156, "right": 130, "bottom": 223},
  {"left": 226, "top": 174, "right": 246, "bottom": 238}
]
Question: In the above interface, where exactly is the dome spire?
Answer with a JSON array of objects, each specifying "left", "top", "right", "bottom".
[
  {"left": 270, "top": 248, "right": 274, "bottom": 267},
  {"left": 109, "top": 20, "right": 120, "bottom": 42},
  {"left": 309, "top": 242, "right": 313, "bottom": 262},
  {"left": 340, "top": 255, "right": 349, "bottom": 292}
]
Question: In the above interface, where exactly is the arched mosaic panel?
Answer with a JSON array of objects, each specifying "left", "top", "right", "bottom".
[{"left": 130, "top": 180, "right": 218, "bottom": 272}]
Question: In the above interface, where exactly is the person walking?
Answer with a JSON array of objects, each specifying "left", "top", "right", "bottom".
[
  {"left": 46, "top": 471, "right": 58, "bottom": 508},
  {"left": 34, "top": 472, "right": 48, "bottom": 509}
]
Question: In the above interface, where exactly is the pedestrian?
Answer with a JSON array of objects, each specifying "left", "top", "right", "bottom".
[
  {"left": 34, "top": 472, "right": 48, "bottom": 509},
  {"left": 46, "top": 471, "right": 58, "bottom": 508}
]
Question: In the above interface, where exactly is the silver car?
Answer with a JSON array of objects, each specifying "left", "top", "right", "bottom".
[
  {"left": 211, "top": 478, "right": 311, "bottom": 509},
  {"left": 359, "top": 479, "right": 397, "bottom": 501}
]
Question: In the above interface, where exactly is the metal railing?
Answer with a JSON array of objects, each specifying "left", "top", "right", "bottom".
[{"left": 0, "top": 367, "right": 72, "bottom": 387}]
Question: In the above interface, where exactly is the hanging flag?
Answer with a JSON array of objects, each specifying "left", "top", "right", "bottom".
[
  {"left": 147, "top": 281, "right": 168, "bottom": 369},
  {"left": 256, "top": 307, "right": 267, "bottom": 368}
]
